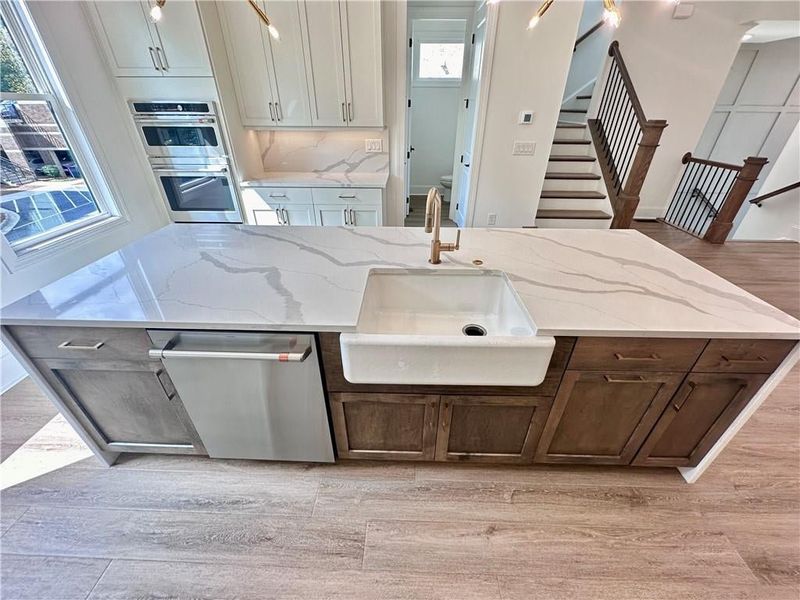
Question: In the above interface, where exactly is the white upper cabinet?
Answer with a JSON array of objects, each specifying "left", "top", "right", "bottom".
[
  {"left": 88, "top": 0, "right": 211, "bottom": 77},
  {"left": 218, "top": 0, "right": 382, "bottom": 128},
  {"left": 340, "top": 0, "right": 383, "bottom": 127}
]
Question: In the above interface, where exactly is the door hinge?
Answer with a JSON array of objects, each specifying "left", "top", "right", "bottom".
[
  {"left": 408, "top": 98, "right": 411, "bottom": 108},
  {"left": 409, "top": 37, "right": 413, "bottom": 48},
  {"left": 407, "top": 151, "right": 411, "bottom": 159},
  {"left": 471, "top": 33, "right": 475, "bottom": 44},
  {"left": 456, "top": 203, "right": 459, "bottom": 210},
  {"left": 460, "top": 154, "right": 464, "bottom": 163},
  {"left": 464, "top": 98, "right": 469, "bottom": 109}
]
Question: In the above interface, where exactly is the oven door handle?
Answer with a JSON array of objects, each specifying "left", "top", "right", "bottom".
[
  {"left": 151, "top": 167, "right": 229, "bottom": 175},
  {"left": 134, "top": 117, "right": 218, "bottom": 126}
]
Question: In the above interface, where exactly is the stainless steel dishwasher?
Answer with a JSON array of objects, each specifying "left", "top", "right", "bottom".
[{"left": 147, "top": 330, "right": 334, "bottom": 462}]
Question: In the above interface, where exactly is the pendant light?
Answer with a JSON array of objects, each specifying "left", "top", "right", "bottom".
[
  {"left": 527, "top": 0, "right": 621, "bottom": 30},
  {"left": 248, "top": 0, "right": 280, "bottom": 40}
]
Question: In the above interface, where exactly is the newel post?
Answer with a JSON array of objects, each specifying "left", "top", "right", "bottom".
[
  {"left": 611, "top": 120, "right": 668, "bottom": 229},
  {"left": 703, "top": 156, "right": 768, "bottom": 244}
]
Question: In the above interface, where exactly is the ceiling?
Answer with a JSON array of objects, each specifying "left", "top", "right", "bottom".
[{"left": 743, "top": 20, "right": 800, "bottom": 44}]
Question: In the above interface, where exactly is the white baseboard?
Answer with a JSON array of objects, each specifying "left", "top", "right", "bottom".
[
  {"left": 634, "top": 207, "right": 665, "bottom": 220},
  {"left": 1, "top": 345, "right": 28, "bottom": 393},
  {"left": 410, "top": 184, "right": 442, "bottom": 196}
]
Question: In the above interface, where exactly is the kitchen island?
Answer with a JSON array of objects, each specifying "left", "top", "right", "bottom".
[{"left": 2, "top": 224, "right": 798, "bottom": 482}]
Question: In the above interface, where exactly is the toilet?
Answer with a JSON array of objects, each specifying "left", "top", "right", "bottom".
[{"left": 439, "top": 174, "right": 452, "bottom": 204}]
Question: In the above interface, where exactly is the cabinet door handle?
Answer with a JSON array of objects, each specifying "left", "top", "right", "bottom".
[
  {"left": 275, "top": 102, "right": 283, "bottom": 121},
  {"left": 721, "top": 355, "right": 767, "bottom": 364},
  {"left": 343, "top": 208, "right": 349, "bottom": 225},
  {"left": 348, "top": 102, "right": 354, "bottom": 122},
  {"left": 148, "top": 47, "right": 161, "bottom": 71},
  {"left": 155, "top": 369, "right": 177, "bottom": 401},
  {"left": 673, "top": 381, "right": 695, "bottom": 411},
  {"left": 341, "top": 103, "right": 347, "bottom": 123},
  {"left": 268, "top": 102, "right": 275, "bottom": 121},
  {"left": 156, "top": 46, "right": 169, "bottom": 71},
  {"left": 350, "top": 208, "right": 355, "bottom": 225},
  {"left": 604, "top": 375, "right": 646, "bottom": 383},
  {"left": 277, "top": 208, "right": 284, "bottom": 225},
  {"left": 614, "top": 352, "right": 661, "bottom": 362},
  {"left": 282, "top": 208, "right": 289, "bottom": 225},
  {"left": 58, "top": 340, "right": 105, "bottom": 351}
]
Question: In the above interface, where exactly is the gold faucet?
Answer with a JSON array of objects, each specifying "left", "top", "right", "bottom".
[{"left": 424, "top": 187, "right": 460, "bottom": 264}]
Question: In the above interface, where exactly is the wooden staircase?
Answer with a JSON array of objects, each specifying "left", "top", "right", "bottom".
[{"left": 536, "top": 117, "right": 613, "bottom": 229}]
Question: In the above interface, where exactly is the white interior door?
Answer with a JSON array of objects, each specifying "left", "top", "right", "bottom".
[
  {"left": 340, "top": 0, "right": 383, "bottom": 127},
  {"left": 218, "top": 0, "right": 276, "bottom": 126},
  {"left": 149, "top": 0, "right": 211, "bottom": 76},
  {"left": 264, "top": 0, "right": 312, "bottom": 126},
  {"left": 301, "top": 0, "right": 348, "bottom": 126},
  {"left": 89, "top": 1, "right": 159, "bottom": 76}
]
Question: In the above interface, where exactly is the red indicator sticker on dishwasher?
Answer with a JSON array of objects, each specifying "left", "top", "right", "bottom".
[{"left": 279, "top": 353, "right": 289, "bottom": 362}]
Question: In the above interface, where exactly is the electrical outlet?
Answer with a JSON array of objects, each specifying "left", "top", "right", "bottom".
[
  {"left": 487, "top": 213, "right": 497, "bottom": 225},
  {"left": 512, "top": 141, "right": 535, "bottom": 156},
  {"left": 365, "top": 139, "right": 383, "bottom": 153}
]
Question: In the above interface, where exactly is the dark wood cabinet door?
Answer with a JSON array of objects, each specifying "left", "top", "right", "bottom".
[
  {"left": 435, "top": 396, "right": 552, "bottom": 464},
  {"left": 633, "top": 372, "right": 768, "bottom": 467},
  {"left": 330, "top": 393, "right": 439, "bottom": 460},
  {"left": 534, "top": 371, "right": 684, "bottom": 465},
  {"left": 37, "top": 358, "right": 203, "bottom": 455}
]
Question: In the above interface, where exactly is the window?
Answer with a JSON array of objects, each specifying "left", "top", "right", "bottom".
[
  {"left": 418, "top": 42, "right": 464, "bottom": 80},
  {"left": 0, "top": 3, "right": 116, "bottom": 259}
]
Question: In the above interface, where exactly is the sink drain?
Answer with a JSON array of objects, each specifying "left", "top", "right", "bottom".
[{"left": 462, "top": 324, "right": 487, "bottom": 337}]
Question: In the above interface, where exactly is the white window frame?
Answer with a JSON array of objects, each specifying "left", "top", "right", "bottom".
[
  {"left": 0, "top": 0, "right": 124, "bottom": 272},
  {"left": 412, "top": 19, "right": 468, "bottom": 88}
]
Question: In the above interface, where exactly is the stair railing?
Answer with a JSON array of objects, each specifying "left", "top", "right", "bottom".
[
  {"left": 588, "top": 41, "right": 667, "bottom": 229},
  {"left": 662, "top": 152, "right": 768, "bottom": 243},
  {"left": 0, "top": 155, "right": 36, "bottom": 186},
  {"left": 749, "top": 181, "right": 800, "bottom": 207}
]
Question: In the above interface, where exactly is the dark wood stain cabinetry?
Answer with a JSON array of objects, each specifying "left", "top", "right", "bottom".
[{"left": 535, "top": 371, "right": 683, "bottom": 465}]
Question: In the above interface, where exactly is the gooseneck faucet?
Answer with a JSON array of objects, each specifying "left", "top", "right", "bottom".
[{"left": 424, "top": 187, "right": 460, "bottom": 264}]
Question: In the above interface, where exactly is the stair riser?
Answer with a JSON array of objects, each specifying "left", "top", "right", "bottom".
[
  {"left": 542, "top": 178, "right": 602, "bottom": 192},
  {"left": 550, "top": 143, "right": 592, "bottom": 157},
  {"left": 547, "top": 160, "right": 596, "bottom": 173},
  {"left": 554, "top": 127, "right": 588, "bottom": 141},
  {"left": 535, "top": 218, "right": 612, "bottom": 230},
  {"left": 538, "top": 197, "right": 611, "bottom": 212}
]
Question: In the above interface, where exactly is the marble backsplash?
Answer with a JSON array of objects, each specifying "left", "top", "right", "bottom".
[{"left": 256, "top": 129, "right": 389, "bottom": 174}]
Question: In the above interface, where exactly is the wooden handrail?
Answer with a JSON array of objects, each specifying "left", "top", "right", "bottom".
[
  {"left": 608, "top": 40, "right": 647, "bottom": 126},
  {"left": 681, "top": 152, "right": 742, "bottom": 171},
  {"left": 750, "top": 181, "right": 800, "bottom": 206},
  {"left": 574, "top": 21, "right": 603, "bottom": 51}
]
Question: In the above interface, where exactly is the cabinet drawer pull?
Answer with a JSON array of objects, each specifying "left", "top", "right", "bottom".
[
  {"left": 155, "top": 369, "right": 177, "bottom": 401},
  {"left": 614, "top": 352, "right": 661, "bottom": 361},
  {"left": 268, "top": 193, "right": 286, "bottom": 198},
  {"left": 721, "top": 355, "right": 767, "bottom": 364},
  {"left": 604, "top": 375, "right": 646, "bottom": 383},
  {"left": 58, "top": 340, "right": 104, "bottom": 351},
  {"left": 338, "top": 194, "right": 356, "bottom": 199}
]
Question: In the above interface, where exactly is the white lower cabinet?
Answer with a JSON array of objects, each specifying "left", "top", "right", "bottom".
[{"left": 242, "top": 186, "right": 382, "bottom": 226}]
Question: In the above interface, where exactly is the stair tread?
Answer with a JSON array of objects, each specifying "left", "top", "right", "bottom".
[
  {"left": 541, "top": 190, "right": 606, "bottom": 199},
  {"left": 556, "top": 122, "right": 587, "bottom": 129},
  {"left": 536, "top": 209, "right": 613, "bottom": 220},
  {"left": 548, "top": 155, "right": 596, "bottom": 162},
  {"left": 545, "top": 172, "right": 601, "bottom": 180},
  {"left": 552, "top": 139, "right": 591, "bottom": 145},
  {"left": 560, "top": 109, "right": 588, "bottom": 113}
]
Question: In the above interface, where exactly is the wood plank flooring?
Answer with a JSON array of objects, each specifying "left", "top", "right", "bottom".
[
  {"left": 404, "top": 194, "right": 458, "bottom": 228},
  {"left": 1, "top": 222, "right": 798, "bottom": 599}
]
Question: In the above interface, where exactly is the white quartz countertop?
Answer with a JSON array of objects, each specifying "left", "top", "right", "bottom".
[
  {"left": 241, "top": 171, "right": 389, "bottom": 188},
  {"left": 2, "top": 224, "right": 798, "bottom": 339}
]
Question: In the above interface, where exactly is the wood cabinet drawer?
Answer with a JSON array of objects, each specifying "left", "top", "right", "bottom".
[
  {"left": 249, "top": 187, "right": 313, "bottom": 205},
  {"left": 312, "top": 187, "right": 381, "bottom": 205},
  {"left": 6, "top": 326, "right": 152, "bottom": 362},
  {"left": 568, "top": 337, "right": 707, "bottom": 372},
  {"left": 692, "top": 339, "right": 795, "bottom": 374}
]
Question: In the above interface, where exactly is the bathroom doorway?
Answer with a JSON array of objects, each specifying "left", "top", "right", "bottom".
[{"left": 403, "top": 2, "right": 476, "bottom": 228}]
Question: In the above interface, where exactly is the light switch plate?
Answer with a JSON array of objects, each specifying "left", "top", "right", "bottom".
[
  {"left": 512, "top": 141, "right": 535, "bottom": 156},
  {"left": 365, "top": 139, "right": 383, "bottom": 153},
  {"left": 673, "top": 3, "right": 694, "bottom": 19}
]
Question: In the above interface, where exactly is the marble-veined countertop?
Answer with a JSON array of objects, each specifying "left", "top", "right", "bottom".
[
  {"left": 241, "top": 171, "right": 389, "bottom": 188},
  {"left": 1, "top": 224, "right": 798, "bottom": 339}
]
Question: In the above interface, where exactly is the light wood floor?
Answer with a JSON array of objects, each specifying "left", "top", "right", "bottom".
[
  {"left": 1, "top": 222, "right": 798, "bottom": 599},
  {"left": 404, "top": 194, "right": 458, "bottom": 228}
]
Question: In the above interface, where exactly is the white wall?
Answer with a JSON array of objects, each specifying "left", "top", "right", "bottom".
[
  {"left": 410, "top": 86, "right": 461, "bottom": 193},
  {"left": 563, "top": 0, "right": 614, "bottom": 102},
  {"left": 471, "top": 0, "right": 581, "bottom": 226},
  {"left": 603, "top": 0, "right": 800, "bottom": 218},
  {"left": 734, "top": 122, "right": 800, "bottom": 241},
  {"left": 1, "top": 1, "right": 168, "bottom": 389}
]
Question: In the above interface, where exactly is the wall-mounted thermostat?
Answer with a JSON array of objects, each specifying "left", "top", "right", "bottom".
[{"left": 518, "top": 111, "right": 534, "bottom": 124}]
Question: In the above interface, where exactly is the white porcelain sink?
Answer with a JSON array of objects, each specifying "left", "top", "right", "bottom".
[{"left": 340, "top": 269, "right": 556, "bottom": 386}]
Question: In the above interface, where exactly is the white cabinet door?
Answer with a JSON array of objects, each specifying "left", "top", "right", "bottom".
[
  {"left": 350, "top": 206, "right": 381, "bottom": 227},
  {"left": 88, "top": 1, "right": 160, "bottom": 77},
  {"left": 252, "top": 208, "right": 281, "bottom": 226},
  {"left": 340, "top": 0, "right": 383, "bottom": 127},
  {"left": 148, "top": 0, "right": 212, "bottom": 77},
  {"left": 264, "top": 1, "right": 312, "bottom": 126},
  {"left": 218, "top": 0, "right": 276, "bottom": 126},
  {"left": 283, "top": 204, "right": 317, "bottom": 226},
  {"left": 316, "top": 204, "right": 349, "bottom": 226},
  {"left": 301, "top": 0, "right": 348, "bottom": 126}
]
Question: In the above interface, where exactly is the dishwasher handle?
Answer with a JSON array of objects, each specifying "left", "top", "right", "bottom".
[{"left": 149, "top": 346, "right": 311, "bottom": 362}]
